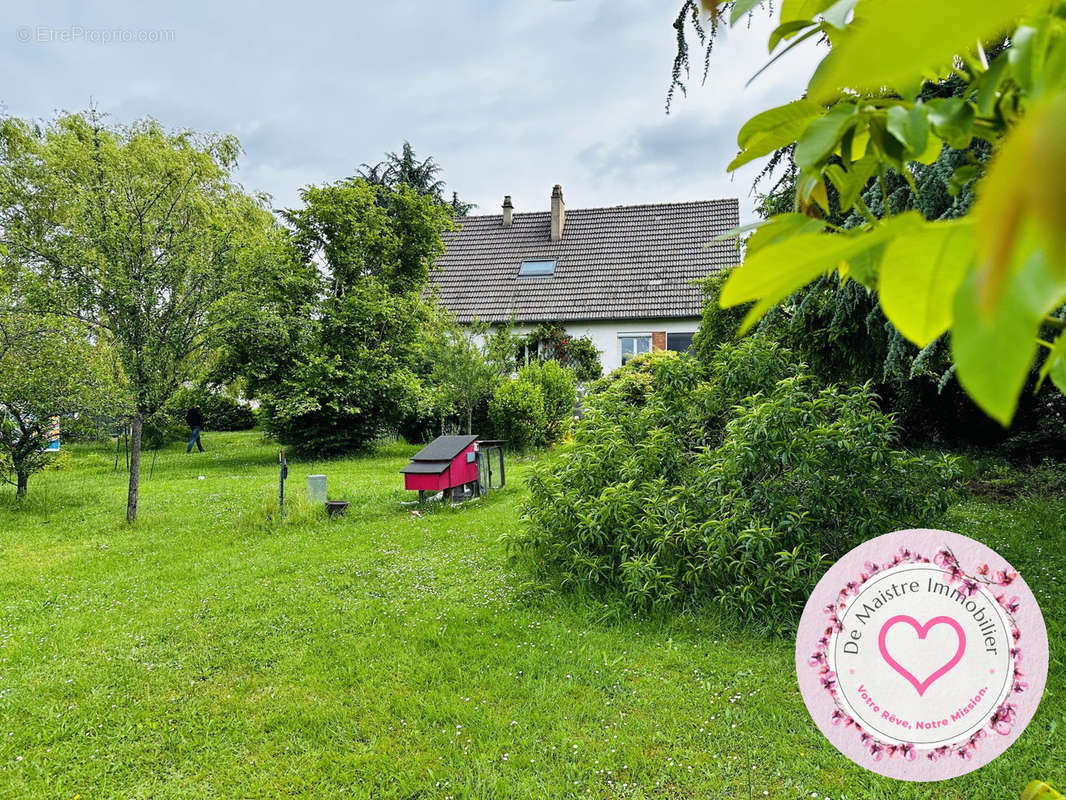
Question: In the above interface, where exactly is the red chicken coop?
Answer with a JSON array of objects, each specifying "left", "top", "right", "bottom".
[{"left": 400, "top": 434, "right": 480, "bottom": 501}]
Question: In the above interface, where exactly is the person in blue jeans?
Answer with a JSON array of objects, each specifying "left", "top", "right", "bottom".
[{"left": 185, "top": 405, "right": 205, "bottom": 453}]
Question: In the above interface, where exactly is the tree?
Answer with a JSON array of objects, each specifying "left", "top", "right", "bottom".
[
  {"left": 261, "top": 283, "right": 431, "bottom": 456},
  {"left": 221, "top": 177, "right": 454, "bottom": 456},
  {"left": 424, "top": 318, "right": 507, "bottom": 436},
  {"left": 0, "top": 314, "right": 123, "bottom": 496},
  {"left": 0, "top": 111, "right": 284, "bottom": 520},
  {"left": 282, "top": 178, "right": 448, "bottom": 296},
  {"left": 357, "top": 141, "right": 475, "bottom": 216},
  {"left": 675, "top": 0, "right": 1066, "bottom": 428}
]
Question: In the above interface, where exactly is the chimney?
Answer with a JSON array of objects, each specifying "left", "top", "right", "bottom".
[
  {"left": 551, "top": 184, "right": 565, "bottom": 241},
  {"left": 502, "top": 195, "right": 513, "bottom": 228}
]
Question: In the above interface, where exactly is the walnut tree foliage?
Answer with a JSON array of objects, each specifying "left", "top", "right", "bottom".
[
  {"left": 743, "top": 138, "right": 1066, "bottom": 453},
  {"left": 685, "top": 0, "right": 1066, "bottom": 428}
]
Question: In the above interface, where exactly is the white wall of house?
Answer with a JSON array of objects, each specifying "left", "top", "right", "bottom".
[
  {"left": 493, "top": 318, "right": 701, "bottom": 375},
  {"left": 562, "top": 319, "right": 700, "bottom": 374}
]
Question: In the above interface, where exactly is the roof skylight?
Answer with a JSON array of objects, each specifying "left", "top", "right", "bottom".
[{"left": 519, "top": 259, "right": 556, "bottom": 277}]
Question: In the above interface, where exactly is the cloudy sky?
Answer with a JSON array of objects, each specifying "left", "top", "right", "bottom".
[{"left": 5, "top": 1, "right": 823, "bottom": 224}]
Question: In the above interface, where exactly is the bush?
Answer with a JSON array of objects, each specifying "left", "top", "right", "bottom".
[
  {"left": 489, "top": 379, "right": 547, "bottom": 451},
  {"left": 515, "top": 338, "right": 959, "bottom": 633},
  {"left": 517, "top": 360, "right": 576, "bottom": 442},
  {"left": 165, "top": 387, "right": 257, "bottom": 432},
  {"left": 523, "top": 323, "right": 602, "bottom": 382}
]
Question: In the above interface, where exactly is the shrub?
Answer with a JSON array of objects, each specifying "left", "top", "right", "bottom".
[
  {"left": 557, "top": 337, "right": 602, "bottom": 382},
  {"left": 515, "top": 337, "right": 959, "bottom": 633},
  {"left": 523, "top": 323, "right": 602, "bottom": 382},
  {"left": 165, "top": 387, "right": 258, "bottom": 432},
  {"left": 489, "top": 379, "right": 547, "bottom": 450},
  {"left": 517, "top": 360, "right": 576, "bottom": 442}
]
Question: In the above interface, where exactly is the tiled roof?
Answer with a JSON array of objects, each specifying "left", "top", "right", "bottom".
[{"left": 430, "top": 198, "right": 740, "bottom": 323}]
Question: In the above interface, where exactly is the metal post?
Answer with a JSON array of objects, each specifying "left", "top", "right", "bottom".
[{"left": 279, "top": 450, "right": 288, "bottom": 519}]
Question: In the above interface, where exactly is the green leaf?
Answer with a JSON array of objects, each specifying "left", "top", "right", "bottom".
[
  {"left": 952, "top": 243, "right": 1066, "bottom": 426},
  {"left": 769, "top": 19, "right": 818, "bottom": 52},
  {"left": 972, "top": 96, "right": 1066, "bottom": 313},
  {"left": 826, "top": 156, "right": 877, "bottom": 213},
  {"left": 798, "top": 173, "right": 830, "bottom": 213},
  {"left": 841, "top": 239, "right": 886, "bottom": 286},
  {"left": 720, "top": 212, "right": 923, "bottom": 333},
  {"left": 1022, "top": 781, "right": 1064, "bottom": 800},
  {"left": 948, "top": 164, "right": 979, "bottom": 197},
  {"left": 807, "top": 0, "right": 1043, "bottom": 101},
  {"left": 728, "top": 100, "right": 823, "bottom": 171},
  {"left": 821, "top": 0, "right": 858, "bottom": 28},
  {"left": 794, "top": 103, "right": 859, "bottom": 171},
  {"left": 745, "top": 213, "right": 826, "bottom": 256},
  {"left": 711, "top": 219, "right": 774, "bottom": 243},
  {"left": 843, "top": 125, "right": 870, "bottom": 162},
  {"left": 975, "top": 52, "right": 1010, "bottom": 116},
  {"left": 1007, "top": 25, "right": 1042, "bottom": 95},
  {"left": 780, "top": 0, "right": 834, "bottom": 23},
  {"left": 927, "top": 97, "right": 976, "bottom": 150},
  {"left": 892, "top": 74, "right": 926, "bottom": 103},
  {"left": 879, "top": 220, "right": 976, "bottom": 347},
  {"left": 885, "top": 105, "right": 929, "bottom": 160},
  {"left": 913, "top": 133, "right": 943, "bottom": 165},
  {"left": 1051, "top": 357, "right": 1066, "bottom": 397},
  {"left": 1036, "top": 331, "right": 1066, "bottom": 392},
  {"left": 737, "top": 99, "right": 822, "bottom": 148},
  {"left": 730, "top": 0, "right": 765, "bottom": 25}
]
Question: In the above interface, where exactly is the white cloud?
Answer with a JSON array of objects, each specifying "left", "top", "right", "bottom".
[{"left": 4, "top": 1, "right": 825, "bottom": 223}]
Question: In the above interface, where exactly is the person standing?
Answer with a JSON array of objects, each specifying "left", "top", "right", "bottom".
[{"left": 186, "top": 405, "right": 205, "bottom": 453}]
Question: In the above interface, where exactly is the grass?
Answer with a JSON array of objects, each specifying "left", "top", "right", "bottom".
[{"left": 0, "top": 431, "right": 1061, "bottom": 799}]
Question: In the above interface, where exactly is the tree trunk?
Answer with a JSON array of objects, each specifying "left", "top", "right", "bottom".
[
  {"left": 466, "top": 407, "right": 473, "bottom": 435},
  {"left": 15, "top": 469, "right": 28, "bottom": 498},
  {"left": 126, "top": 413, "right": 143, "bottom": 522}
]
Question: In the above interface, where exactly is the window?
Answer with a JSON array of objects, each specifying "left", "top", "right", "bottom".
[
  {"left": 519, "top": 259, "right": 556, "bottom": 277},
  {"left": 667, "top": 332, "right": 695, "bottom": 352},
  {"left": 619, "top": 334, "right": 651, "bottom": 364}
]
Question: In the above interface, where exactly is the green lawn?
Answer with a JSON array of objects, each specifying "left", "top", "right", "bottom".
[{"left": 0, "top": 432, "right": 1061, "bottom": 799}]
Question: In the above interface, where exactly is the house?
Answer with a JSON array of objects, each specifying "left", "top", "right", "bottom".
[{"left": 430, "top": 185, "right": 739, "bottom": 373}]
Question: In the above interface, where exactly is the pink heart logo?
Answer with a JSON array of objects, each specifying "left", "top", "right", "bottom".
[{"left": 877, "top": 615, "right": 967, "bottom": 696}]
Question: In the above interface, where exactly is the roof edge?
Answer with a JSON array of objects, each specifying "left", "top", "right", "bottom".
[{"left": 451, "top": 197, "right": 739, "bottom": 222}]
